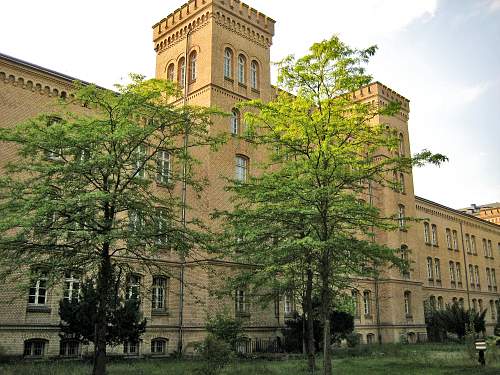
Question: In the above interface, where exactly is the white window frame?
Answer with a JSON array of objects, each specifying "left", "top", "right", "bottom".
[
  {"left": 363, "top": 291, "right": 371, "bottom": 316},
  {"left": 235, "top": 289, "right": 247, "bottom": 314},
  {"left": 28, "top": 271, "right": 48, "bottom": 305},
  {"left": 152, "top": 276, "right": 167, "bottom": 311},
  {"left": 224, "top": 48, "right": 232, "bottom": 78},
  {"left": 63, "top": 271, "right": 81, "bottom": 302},
  {"left": 126, "top": 274, "right": 141, "bottom": 301},
  {"left": 238, "top": 55, "right": 246, "bottom": 84},
  {"left": 250, "top": 60, "right": 258, "bottom": 89},
  {"left": 235, "top": 155, "right": 248, "bottom": 182},
  {"left": 156, "top": 150, "right": 171, "bottom": 185}
]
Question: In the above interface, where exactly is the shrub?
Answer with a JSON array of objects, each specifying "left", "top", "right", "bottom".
[
  {"left": 345, "top": 332, "right": 361, "bottom": 348},
  {"left": 205, "top": 311, "right": 247, "bottom": 350},
  {"left": 194, "top": 335, "right": 233, "bottom": 375}
]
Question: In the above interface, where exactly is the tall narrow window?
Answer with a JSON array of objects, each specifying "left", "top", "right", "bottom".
[
  {"left": 474, "top": 265, "right": 480, "bottom": 288},
  {"left": 283, "top": 293, "right": 293, "bottom": 316},
  {"left": 235, "top": 289, "right": 247, "bottom": 314},
  {"left": 434, "top": 258, "right": 441, "bottom": 281},
  {"left": 426, "top": 257, "right": 433, "bottom": 280},
  {"left": 363, "top": 290, "right": 371, "bottom": 316},
  {"left": 224, "top": 48, "right": 233, "bottom": 78},
  {"left": 399, "top": 173, "right": 405, "bottom": 193},
  {"left": 445, "top": 229, "right": 452, "bottom": 249},
  {"left": 230, "top": 109, "right": 240, "bottom": 135},
  {"left": 188, "top": 51, "right": 197, "bottom": 82},
  {"left": 456, "top": 262, "right": 462, "bottom": 286},
  {"left": 487, "top": 240, "right": 493, "bottom": 258},
  {"left": 399, "top": 133, "right": 405, "bottom": 156},
  {"left": 156, "top": 208, "right": 168, "bottom": 246},
  {"left": 166, "top": 63, "right": 175, "bottom": 81},
  {"left": 250, "top": 60, "right": 259, "bottom": 89},
  {"left": 235, "top": 155, "right": 248, "bottom": 182},
  {"left": 437, "top": 296, "right": 444, "bottom": 310},
  {"left": 429, "top": 295, "right": 436, "bottom": 309},
  {"left": 156, "top": 150, "right": 171, "bottom": 185},
  {"left": 487, "top": 268, "right": 492, "bottom": 291},
  {"left": 490, "top": 300, "right": 496, "bottom": 320},
  {"left": 126, "top": 275, "right": 141, "bottom": 300},
  {"left": 151, "top": 339, "right": 167, "bottom": 355},
  {"left": 134, "top": 144, "right": 146, "bottom": 178},
  {"left": 28, "top": 270, "right": 48, "bottom": 305},
  {"left": 424, "top": 222, "right": 430, "bottom": 244},
  {"left": 152, "top": 276, "right": 167, "bottom": 311},
  {"left": 400, "top": 245, "right": 410, "bottom": 279},
  {"left": 431, "top": 224, "right": 438, "bottom": 246},
  {"left": 452, "top": 230, "right": 459, "bottom": 250},
  {"left": 238, "top": 55, "right": 246, "bottom": 84},
  {"left": 469, "top": 264, "right": 475, "bottom": 288},
  {"left": 178, "top": 57, "right": 186, "bottom": 87},
  {"left": 471, "top": 235, "right": 477, "bottom": 255},
  {"left": 63, "top": 271, "right": 81, "bottom": 302},
  {"left": 449, "top": 261, "right": 456, "bottom": 286},
  {"left": 465, "top": 234, "right": 471, "bottom": 254},
  {"left": 404, "top": 291, "right": 412, "bottom": 317},
  {"left": 352, "top": 290, "right": 360, "bottom": 317},
  {"left": 492, "top": 269, "right": 497, "bottom": 291},
  {"left": 483, "top": 239, "right": 488, "bottom": 257},
  {"left": 398, "top": 205, "right": 405, "bottom": 230},
  {"left": 129, "top": 210, "right": 144, "bottom": 233},
  {"left": 478, "top": 299, "right": 484, "bottom": 312}
]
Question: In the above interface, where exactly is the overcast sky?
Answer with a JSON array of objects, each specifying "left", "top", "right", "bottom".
[{"left": 1, "top": 0, "right": 499, "bottom": 209}]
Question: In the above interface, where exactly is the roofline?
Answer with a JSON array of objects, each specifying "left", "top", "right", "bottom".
[
  {"left": 415, "top": 195, "right": 500, "bottom": 230},
  {"left": 0, "top": 51, "right": 107, "bottom": 90}
]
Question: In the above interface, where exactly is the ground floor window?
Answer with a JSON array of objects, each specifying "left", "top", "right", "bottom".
[
  {"left": 366, "top": 333, "right": 375, "bottom": 344},
  {"left": 151, "top": 338, "right": 168, "bottom": 355},
  {"left": 24, "top": 339, "right": 47, "bottom": 357},
  {"left": 59, "top": 339, "right": 80, "bottom": 357},
  {"left": 123, "top": 341, "right": 139, "bottom": 355}
]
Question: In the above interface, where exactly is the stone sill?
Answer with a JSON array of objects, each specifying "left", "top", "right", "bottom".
[{"left": 26, "top": 305, "right": 51, "bottom": 313}]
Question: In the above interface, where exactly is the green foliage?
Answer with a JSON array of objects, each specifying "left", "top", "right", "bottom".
[
  {"left": 194, "top": 335, "right": 233, "bottom": 375},
  {"left": 59, "top": 267, "right": 146, "bottom": 347},
  {"left": 205, "top": 311, "right": 247, "bottom": 350},
  {"left": 345, "top": 332, "right": 361, "bottom": 348},
  {"left": 426, "top": 303, "right": 486, "bottom": 341}
]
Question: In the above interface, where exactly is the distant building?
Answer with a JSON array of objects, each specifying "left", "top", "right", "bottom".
[
  {"left": 0, "top": 0, "right": 499, "bottom": 359},
  {"left": 461, "top": 203, "right": 500, "bottom": 226}
]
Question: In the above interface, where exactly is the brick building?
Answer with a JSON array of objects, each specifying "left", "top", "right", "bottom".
[{"left": 0, "top": 0, "right": 499, "bottom": 359}]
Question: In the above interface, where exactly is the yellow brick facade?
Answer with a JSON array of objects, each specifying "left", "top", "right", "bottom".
[{"left": 0, "top": 0, "right": 499, "bottom": 358}]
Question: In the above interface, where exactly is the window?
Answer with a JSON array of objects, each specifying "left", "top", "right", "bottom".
[
  {"left": 483, "top": 239, "right": 488, "bottom": 257},
  {"left": 366, "top": 333, "right": 375, "bottom": 344},
  {"left": 155, "top": 208, "right": 168, "bottom": 246},
  {"left": 235, "top": 289, "right": 247, "bottom": 314},
  {"left": 471, "top": 235, "right": 477, "bottom": 255},
  {"left": 156, "top": 150, "right": 171, "bottom": 185},
  {"left": 363, "top": 290, "right": 372, "bottom": 316},
  {"left": 400, "top": 245, "right": 410, "bottom": 279},
  {"left": 445, "top": 229, "right": 452, "bottom": 249},
  {"left": 235, "top": 155, "right": 248, "bottom": 182},
  {"left": 434, "top": 258, "right": 441, "bottom": 281},
  {"left": 28, "top": 270, "right": 48, "bottom": 305},
  {"left": 24, "top": 339, "right": 47, "bottom": 358},
  {"left": 449, "top": 261, "right": 456, "bottom": 286},
  {"left": 126, "top": 274, "right": 141, "bottom": 300},
  {"left": 123, "top": 341, "right": 139, "bottom": 355},
  {"left": 152, "top": 276, "right": 167, "bottom": 311},
  {"left": 398, "top": 205, "right": 405, "bottom": 230},
  {"left": 490, "top": 300, "right": 496, "bottom": 320},
  {"left": 487, "top": 268, "right": 492, "bottom": 291},
  {"left": 230, "top": 109, "right": 240, "bottom": 135},
  {"left": 474, "top": 265, "right": 480, "bottom": 288},
  {"left": 456, "top": 262, "right": 462, "bottom": 286},
  {"left": 487, "top": 240, "right": 493, "bottom": 258},
  {"left": 478, "top": 299, "right": 484, "bottom": 312},
  {"left": 465, "top": 234, "right": 471, "bottom": 254},
  {"left": 492, "top": 269, "right": 497, "bottom": 291},
  {"left": 452, "top": 230, "right": 459, "bottom": 250},
  {"left": 237, "top": 54, "right": 246, "bottom": 84},
  {"left": 404, "top": 291, "right": 412, "bottom": 317},
  {"left": 459, "top": 298, "right": 464, "bottom": 308},
  {"left": 59, "top": 339, "right": 79, "bottom": 357},
  {"left": 129, "top": 210, "right": 145, "bottom": 233},
  {"left": 151, "top": 339, "right": 168, "bottom": 355},
  {"left": 134, "top": 144, "right": 146, "bottom": 178},
  {"left": 424, "top": 223, "right": 430, "bottom": 244},
  {"left": 469, "top": 264, "right": 475, "bottom": 288},
  {"left": 188, "top": 51, "right": 197, "bottom": 82},
  {"left": 437, "top": 296, "right": 444, "bottom": 310},
  {"left": 426, "top": 257, "right": 434, "bottom": 280},
  {"left": 46, "top": 117, "right": 63, "bottom": 160},
  {"left": 166, "top": 63, "right": 175, "bottom": 81},
  {"left": 429, "top": 295, "right": 436, "bottom": 309},
  {"left": 178, "top": 57, "right": 186, "bottom": 87},
  {"left": 284, "top": 293, "right": 293, "bottom": 316},
  {"left": 63, "top": 271, "right": 81, "bottom": 302},
  {"left": 224, "top": 48, "right": 233, "bottom": 78},
  {"left": 399, "top": 173, "right": 405, "bottom": 194},
  {"left": 250, "top": 60, "right": 259, "bottom": 89},
  {"left": 431, "top": 224, "right": 438, "bottom": 246},
  {"left": 274, "top": 293, "right": 280, "bottom": 318},
  {"left": 399, "top": 133, "right": 405, "bottom": 156},
  {"left": 352, "top": 290, "right": 360, "bottom": 318}
]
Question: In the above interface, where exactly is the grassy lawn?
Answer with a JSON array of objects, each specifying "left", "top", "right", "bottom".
[{"left": 1, "top": 343, "right": 499, "bottom": 375}]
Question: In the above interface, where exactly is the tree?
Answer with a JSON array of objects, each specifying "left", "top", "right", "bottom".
[
  {"left": 212, "top": 36, "right": 446, "bottom": 375},
  {"left": 59, "top": 266, "right": 146, "bottom": 348},
  {"left": 0, "top": 76, "right": 223, "bottom": 374},
  {"left": 429, "top": 303, "right": 487, "bottom": 340}
]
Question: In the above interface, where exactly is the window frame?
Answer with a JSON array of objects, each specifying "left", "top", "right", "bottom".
[
  {"left": 235, "top": 155, "right": 249, "bottom": 182},
  {"left": 152, "top": 276, "right": 168, "bottom": 312}
]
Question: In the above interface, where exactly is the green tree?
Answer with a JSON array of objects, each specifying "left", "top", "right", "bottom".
[
  {"left": 0, "top": 76, "right": 223, "bottom": 374},
  {"left": 430, "top": 302, "right": 487, "bottom": 340},
  {"left": 59, "top": 266, "right": 146, "bottom": 348},
  {"left": 213, "top": 36, "right": 446, "bottom": 375}
]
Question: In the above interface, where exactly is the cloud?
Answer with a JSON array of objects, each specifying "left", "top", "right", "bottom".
[
  {"left": 459, "top": 82, "right": 491, "bottom": 103},
  {"left": 490, "top": 0, "right": 500, "bottom": 11}
]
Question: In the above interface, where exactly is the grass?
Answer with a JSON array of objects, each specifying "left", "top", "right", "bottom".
[{"left": 1, "top": 343, "right": 499, "bottom": 375}]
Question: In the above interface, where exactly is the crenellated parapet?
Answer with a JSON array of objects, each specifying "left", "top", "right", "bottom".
[
  {"left": 353, "top": 82, "right": 410, "bottom": 120},
  {"left": 0, "top": 68, "right": 71, "bottom": 100}
]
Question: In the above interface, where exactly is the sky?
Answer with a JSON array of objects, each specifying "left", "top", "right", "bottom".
[{"left": 1, "top": 0, "right": 499, "bottom": 209}]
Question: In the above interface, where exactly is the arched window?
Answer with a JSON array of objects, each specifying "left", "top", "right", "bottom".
[
  {"left": 24, "top": 339, "right": 48, "bottom": 358},
  {"left": 474, "top": 265, "right": 480, "bottom": 288},
  {"left": 471, "top": 235, "right": 477, "bottom": 255},
  {"left": 152, "top": 276, "right": 168, "bottom": 311},
  {"left": 352, "top": 289, "right": 360, "bottom": 318},
  {"left": 431, "top": 224, "right": 438, "bottom": 246},
  {"left": 452, "top": 230, "right": 459, "bottom": 250},
  {"left": 126, "top": 274, "right": 141, "bottom": 300},
  {"left": 250, "top": 60, "right": 259, "bottom": 89},
  {"left": 456, "top": 262, "right": 462, "bottom": 286},
  {"left": 224, "top": 48, "right": 233, "bottom": 78},
  {"left": 366, "top": 333, "right": 375, "bottom": 344},
  {"left": 490, "top": 300, "right": 496, "bottom": 320},
  {"left": 363, "top": 290, "right": 371, "bottom": 316},
  {"left": 235, "top": 155, "right": 248, "bottom": 182},
  {"left": 472, "top": 298, "right": 478, "bottom": 311},
  {"left": 426, "top": 257, "right": 433, "bottom": 280},
  {"left": 469, "top": 264, "right": 474, "bottom": 288},
  {"left": 238, "top": 54, "right": 246, "bottom": 84},
  {"left": 166, "top": 63, "right": 175, "bottom": 81},
  {"left": 434, "top": 258, "right": 441, "bottom": 281},
  {"left": 449, "top": 261, "right": 456, "bottom": 285},
  {"left": 188, "top": 51, "right": 197, "bottom": 82},
  {"left": 437, "top": 296, "right": 444, "bottom": 310},
  {"left": 28, "top": 269, "right": 48, "bottom": 306},
  {"left": 478, "top": 299, "right": 484, "bottom": 312},
  {"left": 230, "top": 108, "right": 240, "bottom": 135},
  {"left": 429, "top": 295, "right": 436, "bottom": 309},
  {"left": 404, "top": 291, "right": 412, "bottom": 317},
  {"left": 445, "top": 229, "right": 452, "bottom": 249},
  {"left": 465, "top": 234, "right": 471, "bottom": 253},
  {"left": 400, "top": 245, "right": 410, "bottom": 279},
  {"left": 151, "top": 338, "right": 168, "bottom": 355},
  {"left": 399, "top": 173, "right": 405, "bottom": 193},
  {"left": 459, "top": 297, "right": 464, "bottom": 307},
  {"left": 178, "top": 57, "right": 186, "bottom": 87},
  {"left": 424, "top": 222, "right": 430, "bottom": 244},
  {"left": 399, "top": 133, "right": 405, "bottom": 156},
  {"left": 398, "top": 204, "right": 405, "bottom": 230},
  {"left": 60, "top": 339, "right": 80, "bottom": 357}
]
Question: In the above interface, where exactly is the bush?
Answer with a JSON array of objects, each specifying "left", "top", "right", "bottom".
[
  {"left": 194, "top": 335, "right": 233, "bottom": 375},
  {"left": 206, "top": 311, "right": 247, "bottom": 350},
  {"left": 345, "top": 332, "right": 361, "bottom": 348}
]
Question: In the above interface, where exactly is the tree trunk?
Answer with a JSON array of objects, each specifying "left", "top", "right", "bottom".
[
  {"left": 305, "top": 265, "right": 316, "bottom": 373},
  {"left": 92, "top": 245, "right": 111, "bottom": 375},
  {"left": 323, "top": 317, "right": 332, "bottom": 375}
]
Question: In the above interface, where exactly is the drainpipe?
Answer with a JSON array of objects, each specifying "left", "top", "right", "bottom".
[
  {"left": 178, "top": 25, "right": 192, "bottom": 355},
  {"left": 459, "top": 221, "right": 472, "bottom": 310}
]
